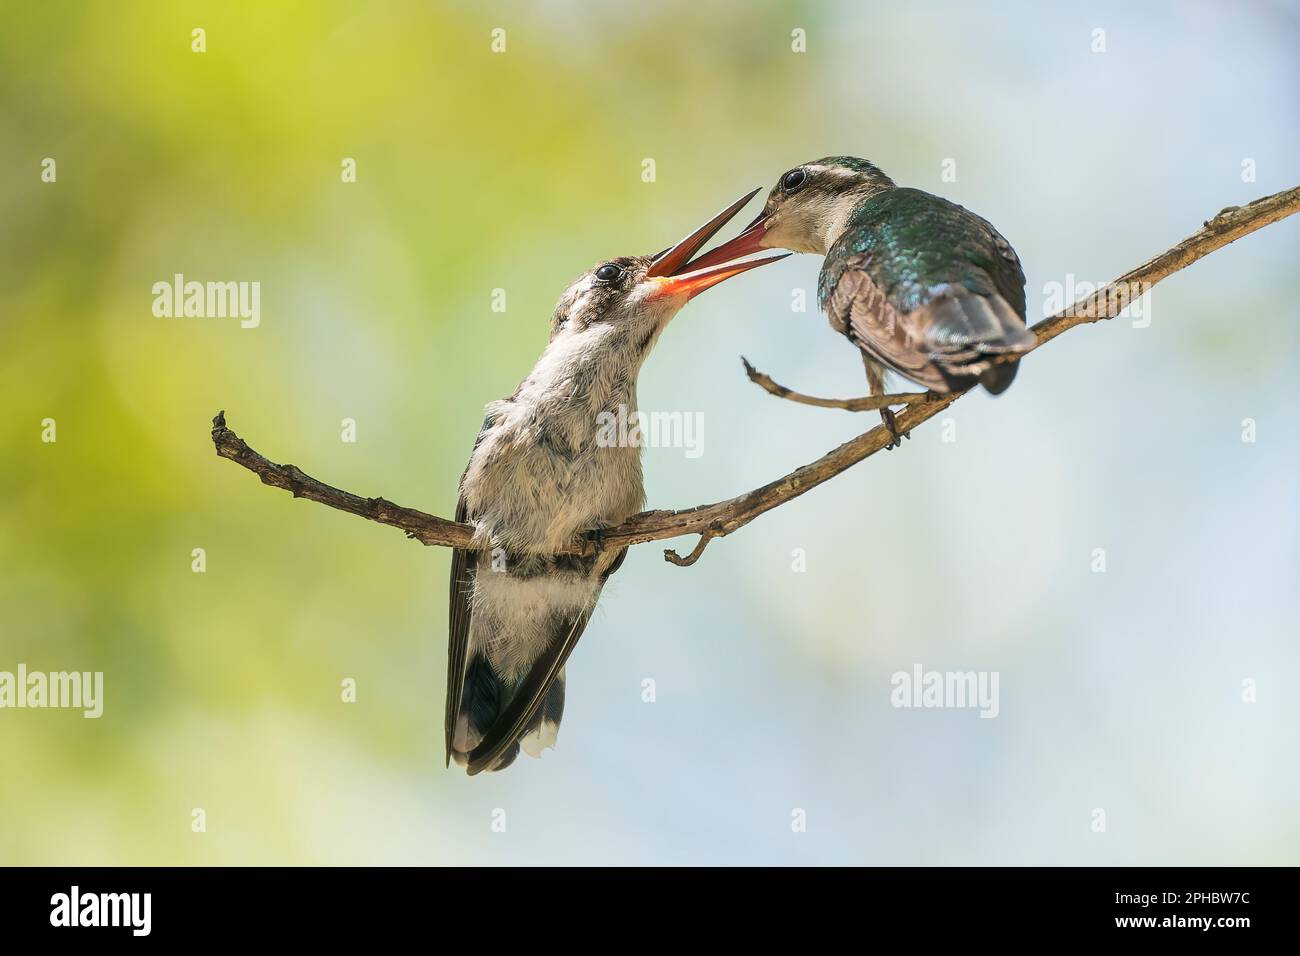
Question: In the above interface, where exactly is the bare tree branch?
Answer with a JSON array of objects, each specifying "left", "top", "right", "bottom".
[
  {"left": 211, "top": 412, "right": 476, "bottom": 549},
  {"left": 212, "top": 186, "right": 1300, "bottom": 564}
]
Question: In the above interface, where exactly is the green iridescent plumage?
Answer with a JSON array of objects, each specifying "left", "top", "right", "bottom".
[
  {"left": 818, "top": 187, "right": 1026, "bottom": 319},
  {"left": 817, "top": 187, "right": 1031, "bottom": 393}
]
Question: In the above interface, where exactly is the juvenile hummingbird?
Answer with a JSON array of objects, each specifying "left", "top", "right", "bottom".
[
  {"left": 690, "top": 157, "right": 1034, "bottom": 444},
  {"left": 447, "top": 192, "right": 785, "bottom": 774}
]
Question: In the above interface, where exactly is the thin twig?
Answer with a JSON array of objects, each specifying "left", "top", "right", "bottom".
[
  {"left": 211, "top": 186, "right": 1300, "bottom": 564},
  {"left": 741, "top": 356, "right": 933, "bottom": 411},
  {"left": 664, "top": 530, "right": 718, "bottom": 567}
]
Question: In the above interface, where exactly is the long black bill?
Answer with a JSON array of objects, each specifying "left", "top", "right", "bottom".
[{"left": 645, "top": 188, "right": 762, "bottom": 278}]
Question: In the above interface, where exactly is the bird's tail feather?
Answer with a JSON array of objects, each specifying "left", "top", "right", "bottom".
[
  {"left": 519, "top": 670, "right": 565, "bottom": 758},
  {"left": 450, "top": 653, "right": 567, "bottom": 773},
  {"left": 922, "top": 288, "right": 1034, "bottom": 394},
  {"left": 451, "top": 654, "right": 514, "bottom": 770},
  {"left": 450, "top": 550, "right": 624, "bottom": 775}
]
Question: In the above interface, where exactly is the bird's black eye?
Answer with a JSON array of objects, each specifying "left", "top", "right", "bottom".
[
  {"left": 780, "top": 168, "right": 808, "bottom": 191},
  {"left": 594, "top": 263, "right": 623, "bottom": 283}
]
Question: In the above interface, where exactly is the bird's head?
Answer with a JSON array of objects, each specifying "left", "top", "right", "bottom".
[
  {"left": 546, "top": 190, "right": 787, "bottom": 360},
  {"left": 689, "top": 157, "right": 896, "bottom": 264}
]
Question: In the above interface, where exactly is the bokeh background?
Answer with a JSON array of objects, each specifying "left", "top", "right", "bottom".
[{"left": 2, "top": 0, "right": 1297, "bottom": 865}]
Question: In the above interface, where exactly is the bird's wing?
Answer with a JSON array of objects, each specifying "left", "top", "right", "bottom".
[
  {"left": 819, "top": 187, "right": 1030, "bottom": 390},
  {"left": 466, "top": 546, "right": 628, "bottom": 775},
  {"left": 822, "top": 262, "right": 954, "bottom": 390},
  {"left": 445, "top": 492, "right": 475, "bottom": 768},
  {"left": 444, "top": 413, "right": 498, "bottom": 767}
]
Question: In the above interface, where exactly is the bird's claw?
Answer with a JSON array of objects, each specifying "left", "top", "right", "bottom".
[
  {"left": 584, "top": 527, "right": 607, "bottom": 551},
  {"left": 880, "top": 408, "right": 909, "bottom": 450}
]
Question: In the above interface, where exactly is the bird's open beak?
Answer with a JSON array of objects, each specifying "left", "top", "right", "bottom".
[
  {"left": 646, "top": 190, "right": 787, "bottom": 301},
  {"left": 675, "top": 207, "right": 772, "bottom": 272}
]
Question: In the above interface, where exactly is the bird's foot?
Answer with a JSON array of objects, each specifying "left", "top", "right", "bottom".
[
  {"left": 880, "top": 408, "right": 910, "bottom": 450},
  {"left": 584, "top": 527, "right": 607, "bottom": 551}
]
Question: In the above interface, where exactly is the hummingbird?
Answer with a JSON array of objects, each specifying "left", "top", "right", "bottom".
[
  {"left": 447, "top": 192, "right": 786, "bottom": 775},
  {"left": 689, "top": 157, "right": 1034, "bottom": 444}
]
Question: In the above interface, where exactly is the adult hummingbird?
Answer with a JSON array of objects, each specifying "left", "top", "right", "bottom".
[
  {"left": 690, "top": 157, "right": 1034, "bottom": 444},
  {"left": 447, "top": 192, "right": 785, "bottom": 774}
]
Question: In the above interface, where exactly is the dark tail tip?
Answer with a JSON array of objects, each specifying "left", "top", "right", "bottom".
[{"left": 979, "top": 360, "right": 1019, "bottom": 395}]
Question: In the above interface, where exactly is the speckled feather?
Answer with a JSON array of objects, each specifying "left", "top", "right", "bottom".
[{"left": 446, "top": 254, "right": 682, "bottom": 774}]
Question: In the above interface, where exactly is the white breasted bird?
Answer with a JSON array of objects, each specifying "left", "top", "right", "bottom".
[
  {"left": 690, "top": 157, "right": 1034, "bottom": 446},
  {"left": 448, "top": 192, "right": 786, "bottom": 774}
]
